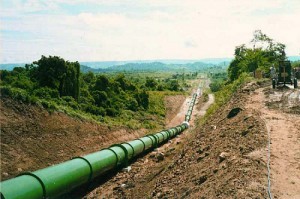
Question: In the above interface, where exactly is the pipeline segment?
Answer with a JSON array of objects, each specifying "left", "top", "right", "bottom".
[
  {"left": 0, "top": 123, "right": 189, "bottom": 199},
  {"left": 1, "top": 92, "right": 198, "bottom": 199},
  {"left": 185, "top": 92, "right": 198, "bottom": 122}
]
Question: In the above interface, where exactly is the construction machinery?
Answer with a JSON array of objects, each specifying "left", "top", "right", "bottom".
[{"left": 272, "top": 60, "right": 297, "bottom": 89}]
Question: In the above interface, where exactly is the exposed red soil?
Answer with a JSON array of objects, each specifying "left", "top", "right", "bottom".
[
  {"left": 4, "top": 79, "right": 298, "bottom": 198},
  {"left": 0, "top": 94, "right": 187, "bottom": 181},
  {"left": 82, "top": 81, "right": 270, "bottom": 199},
  {"left": 0, "top": 97, "right": 151, "bottom": 181},
  {"left": 164, "top": 95, "right": 186, "bottom": 126}
]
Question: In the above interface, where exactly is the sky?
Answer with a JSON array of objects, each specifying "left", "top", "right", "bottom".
[{"left": 0, "top": 0, "right": 300, "bottom": 63}]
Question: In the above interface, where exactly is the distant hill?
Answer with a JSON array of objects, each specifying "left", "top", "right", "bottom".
[
  {"left": 80, "top": 61, "right": 124, "bottom": 69},
  {"left": 0, "top": 63, "right": 27, "bottom": 71},
  {"left": 80, "top": 61, "right": 216, "bottom": 73},
  {"left": 2, "top": 56, "right": 298, "bottom": 72},
  {"left": 105, "top": 62, "right": 171, "bottom": 72},
  {"left": 79, "top": 58, "right": 232, "bottom": 69},
  {"left": 80, "top": 65, "right": 105, "bottom": 73},
  {"left": 289, "top": 56, "right": 300, "bottom": 62}
]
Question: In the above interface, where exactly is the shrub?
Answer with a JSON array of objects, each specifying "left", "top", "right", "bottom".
[
  {"left": 11, "top": 78, "right": 34, "bottom": 90},
  {"left": 204, "top": 73, "right": 251, "bottom": 122},
  {"left": 202, "top": 92, "right": 209, "bottom": 102},
  {"left": 82, "top": 104, "right": 106, "bottom": 116},
  {"left": 126, "top": 98, "right": 138, "bottom": 111},
  {"left": 106, "top": 108, "right": 119, "bottom": 117},
  {"left": 1, "top": 86, "right": 29, "bottom": 102},
  {"left": 92, "top": 90, "right": 108, "bottom": 107},
  {"left": 209, "top": 80, "right": 223, "bottom": 92},
  {"left": 40, "top": 100, "right": 57, "bottom": 110},
  {"left": 60, "top": 96, "right": 79, "bottom": 109},
  {"left": 33, "top": 87, "right": 59, "bottom": 99}
]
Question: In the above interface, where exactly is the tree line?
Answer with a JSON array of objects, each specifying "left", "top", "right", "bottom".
[{"left": 0, "top": 55, "right": 185, "bottom": 118}]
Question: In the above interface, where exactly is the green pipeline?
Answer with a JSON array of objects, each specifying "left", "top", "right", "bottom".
[
  {"left": 185, "top": 93, "right": 198, "bottom": 122},
  {"left": 0, "top": 123, "right": 189, "bottom": 199},
  {"left": 1, "top": 92, "right": 198, "bottom": 199}
]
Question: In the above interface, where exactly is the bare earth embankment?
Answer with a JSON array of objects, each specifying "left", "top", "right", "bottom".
[
  {"left": 0, "top": 95, "right": 185, "bottom": 181},
  {"left": 3, "top": 80, "right": 298, "bottom": 198},
  {"left": 84, "top": 81, "right": 269, "bottom": 199}
]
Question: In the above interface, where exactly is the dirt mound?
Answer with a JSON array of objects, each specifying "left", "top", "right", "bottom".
[
  {"left": 84, "top": 81, "right": 268, "bottom": 198},
  {"left": 0, "top": 97, "right": 147, "bottom": 181}
]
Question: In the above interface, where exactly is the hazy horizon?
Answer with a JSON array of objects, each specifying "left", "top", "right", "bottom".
[{"left": 0, "top": 56, "right": 233, "bottom": 65}]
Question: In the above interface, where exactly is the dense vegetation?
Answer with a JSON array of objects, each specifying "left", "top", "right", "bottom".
[
  {"left": 208, "top": 72, "right": 227, "bottom": 92},
  {"left": 0, "top": 56, "right": 200, "bottom": 129},
  {"left": 292, "top": 60, "right": 300, "bottom": 68},
  {"left": 228, "top": 30, "right": 287, "bottom": 82},
  {"left": 206, "top": 30, "right": 288, "bottom": 122},
  {"left": 208, "top": 30, "right": 292, "bottom": 94}
]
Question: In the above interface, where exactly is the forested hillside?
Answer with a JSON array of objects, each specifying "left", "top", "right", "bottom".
[{"left": 0, "top": 56, "right": 203, "bottom": 130}]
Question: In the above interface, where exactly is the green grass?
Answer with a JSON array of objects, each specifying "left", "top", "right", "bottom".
[{"left": 201, "top": 73, "right": 252, "bottom": 124}]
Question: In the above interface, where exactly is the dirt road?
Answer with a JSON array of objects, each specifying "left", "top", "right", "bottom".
[
  {"left": 81, "top": 79, "right": 214, "bottom": 198},
  {"left": 167, "top": 80, "right": 212, "bottom": 128},
  {"left": 198, "top": 94, "right": 214, "bottom": 116},
  {"left": 247, "top": 85, "right": 300, "bottom": 198}
]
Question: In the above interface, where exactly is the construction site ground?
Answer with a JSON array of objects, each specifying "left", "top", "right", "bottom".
[
  {"left": 81, "top": 81, "right": 300, "bottom": 199},
  {"left": 1, "top": 79, "right": 300, "bottom": 198}
]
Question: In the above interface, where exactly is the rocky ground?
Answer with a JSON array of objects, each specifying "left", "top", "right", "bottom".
[
  {"left": 2, "top": 79, "right": 299, "bottom": 198},
  {"left": 81, "top": 81, "right": 270, "bottom": 199}
]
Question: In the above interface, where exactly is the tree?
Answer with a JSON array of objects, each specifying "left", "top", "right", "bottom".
[
  {"left": 62, "top": 61, "right": 80, "bottom": 100},
  {"left": 82, "top": 72, "right": 95, "bottom": 84},
  {"left": 94, "top": 75, "right": 109, "bottom": 91},
  {"left": 114, "top": 74, "right": 128, "bottom": 90},
  {"left": 228, "top": 30, "right": 287, "bottom": 81},
  {"left": 33, "top": 55, "right": 80, "bottom": 100},
  {"left": 92, "top": 90, "right": 108, "bottom": 107},
  {"left": 145, "top": 77, "right": 158, "bottom": 89},
  {"left": 135, "top": 90, "right": 149, "bottom": 109},
  {"left": 168, "top": 80, "right": 180, "bottom": 91}
]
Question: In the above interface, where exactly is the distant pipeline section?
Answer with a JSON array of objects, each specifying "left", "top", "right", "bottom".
[
  {"left": 185, "top": 93, "right": 198, "bottom": 122},
  {"left": 0, "top": 92, "right": 199, "bottom": 199}
]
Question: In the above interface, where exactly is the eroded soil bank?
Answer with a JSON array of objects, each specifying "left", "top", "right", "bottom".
[
  {"left": 83, "top": 81, "right": 269, "bottom": 199},
  {"left": 0, "top": 95, "right": 185, "bottom": 181}
]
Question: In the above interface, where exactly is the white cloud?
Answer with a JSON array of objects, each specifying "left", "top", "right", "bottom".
[{"left": 1, "top": 0, "right": 300, "bottom": 63}]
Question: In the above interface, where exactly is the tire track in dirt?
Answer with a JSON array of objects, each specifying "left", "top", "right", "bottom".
[{"left": 247, "top": 87, "right": 300, "bottom": 198}]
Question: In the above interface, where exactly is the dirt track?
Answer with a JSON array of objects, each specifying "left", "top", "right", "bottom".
[
  {"left": 82, "top": 80, "right": 300, "bottom": 199},
  {"left": 247, "top": 85, "right": 300, "bottom": 198}
]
